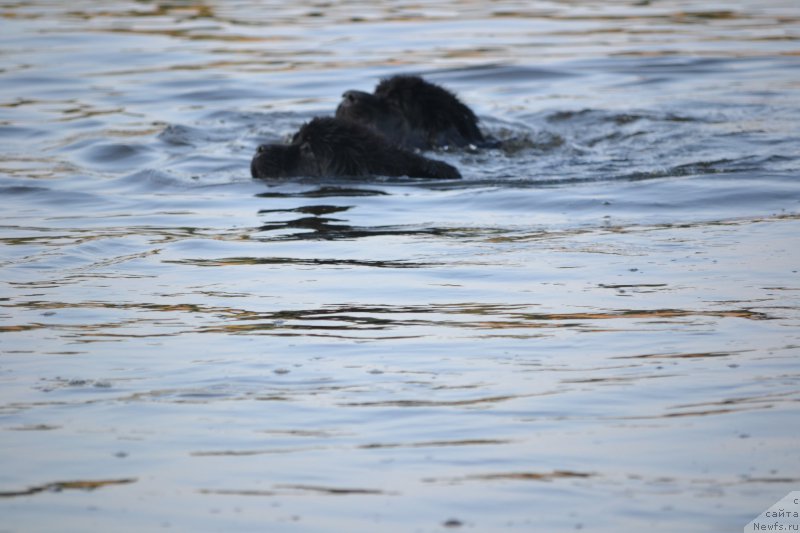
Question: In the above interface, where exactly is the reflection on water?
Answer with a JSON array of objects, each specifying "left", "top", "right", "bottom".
[
  {"left": 2, "top": 1, "right": 800, "bottom": 532},
  {"left": 0, "top": 478, "right": 137, "bottom": 498}
]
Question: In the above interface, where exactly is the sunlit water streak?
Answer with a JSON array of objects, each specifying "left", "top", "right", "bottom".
[{"left": 1, "top": 1, "right": 799, "bottom": 532}]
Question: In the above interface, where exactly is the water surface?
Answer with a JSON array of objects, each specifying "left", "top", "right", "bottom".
[{"left": 1, "top": 1, "right": 799, "bottom": 532}]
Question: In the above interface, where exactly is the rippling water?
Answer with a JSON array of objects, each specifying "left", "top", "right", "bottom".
[{"left": 1, "top": 1, "right": 799, "bottom": 532}]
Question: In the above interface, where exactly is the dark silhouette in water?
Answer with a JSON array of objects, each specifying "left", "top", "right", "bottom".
[
  {"left": 250, "top": 117, "right": 461, "bottom": 180},
  {"left": 336, "top": 75, "right": 488, "bottom": 150}
]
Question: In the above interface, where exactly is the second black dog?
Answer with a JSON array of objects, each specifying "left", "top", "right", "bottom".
[{"left": 336, "top": 75, "right": 486, "bottom": 150}]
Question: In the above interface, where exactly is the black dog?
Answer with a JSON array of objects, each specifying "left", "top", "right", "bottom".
[
  {"left": 335, "top": 75, "right": 486, "bottom": 150},
  {"left": 251, "top": 117, "right": 461, "bottom": 180}
]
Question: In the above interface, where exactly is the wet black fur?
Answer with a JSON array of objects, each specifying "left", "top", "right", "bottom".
[
  {"left": 250, "top": 117, "right": 461, "bottom": 180},
  {"left": 335, "top": 75, "right": 486, "bottom": 150}
]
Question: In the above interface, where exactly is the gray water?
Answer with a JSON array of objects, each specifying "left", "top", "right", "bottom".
[{"left": 1, "top": 1, "right": 799, "bottom": 532}]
